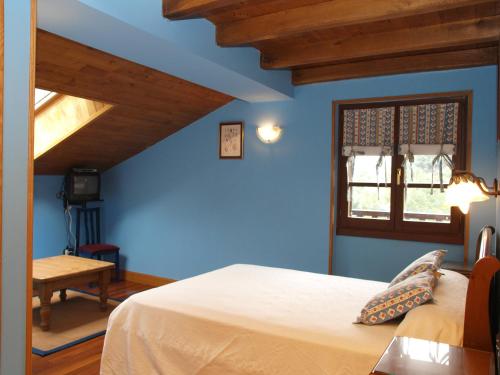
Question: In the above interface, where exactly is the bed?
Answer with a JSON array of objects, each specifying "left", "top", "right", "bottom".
[
  {"left": 101, "top": 264, "right": 469, "bottom": 375},
  {"left": 101, "top": 226, "right": 499, "bottom": 375}
]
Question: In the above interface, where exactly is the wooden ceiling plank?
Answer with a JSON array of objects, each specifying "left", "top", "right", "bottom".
[
  {"left": 163, "top": 0, "right": 243, "bottom": 19},
  {"left": 36, "top": 30, "right": 232, "bottom": 102},
  {"left": 34, "top": 106, "right": 182, "bottom": 174},
  {"left": 292, "top": 47, "right": 498, "bottom": 85},
  {"left": 217, "top": 0, "right": 495, "bottom": 46},
  {"left": 261, "top": 15, "right": 500, "bottom": 69},
  {"left": 35, "top": 30, "right": 233, "bottom": 175},
  {"left": 37, "top": 68, "right": 229, "bottom": 116}
]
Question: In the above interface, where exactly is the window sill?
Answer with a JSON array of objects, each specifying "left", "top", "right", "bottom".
[{"left": 336, "top": 227, "right": 464, "bottom": 245}]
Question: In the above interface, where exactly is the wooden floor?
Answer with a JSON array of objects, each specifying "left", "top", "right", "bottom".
[{"left": 32, "top": 280, "right": 151, "bottom": 375}]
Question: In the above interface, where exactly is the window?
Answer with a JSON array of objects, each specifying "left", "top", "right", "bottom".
[
  {"left": 34, "top": 88, "right": 56, "bottom": 110},
  {"left": 336, "top": 94, "right": 469, "bottom": 244}
]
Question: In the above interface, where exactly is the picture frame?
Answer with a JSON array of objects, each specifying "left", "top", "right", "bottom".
[{"left": 219, "top": 122, "right": 244, "bottom": 159}]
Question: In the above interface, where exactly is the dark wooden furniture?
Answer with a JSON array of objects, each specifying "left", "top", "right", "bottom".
[
  {"left": 33, "top": 255, "right": 114, "bottom": 331},
  {"left": 463, "top": 226, "right": 499, "bottom": 352},
  {"left": 371, "top": 336, "right": 495, "bottom": 375},
  {"left": 443, "top": 225, "right": 496, "bottom": 278},
  {"left": 372, "top": 225, "right": 500, "bottom": 374},
  {"left": 76, "top": 206, "right": 121, "bottom": 281},
  {"left": 442, "top": 261, "right": 474, "bottom": 278}
]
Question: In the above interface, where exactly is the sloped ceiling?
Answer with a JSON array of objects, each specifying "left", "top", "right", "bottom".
[
  {"left": 35, "top": 29, "right": 233, "bottom": 175},
  {"left": 38, "top": 0, "right": 293, "bottom": 102}
]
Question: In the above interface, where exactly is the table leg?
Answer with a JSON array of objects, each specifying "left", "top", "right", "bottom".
[
  {"left": 39, "top": 286, "right": 53, "bottom": 331},
  {"left": 60, "top": 289, "right": 67, "bottom": 302},
  {"left": 98, "top": 269, "right": 111, "bottom": 311}
]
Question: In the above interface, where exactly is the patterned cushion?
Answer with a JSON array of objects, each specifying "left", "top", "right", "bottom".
[
  {"left": 388, "top": 250, "right": 447, "bottom": 287},
  {"left": 356, "top": 271, "right": 435, "bottom": 325}
]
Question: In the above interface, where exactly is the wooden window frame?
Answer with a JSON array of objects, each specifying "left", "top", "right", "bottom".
[{"left": 335, "top": 92, "right": 471, "bottom": 245}]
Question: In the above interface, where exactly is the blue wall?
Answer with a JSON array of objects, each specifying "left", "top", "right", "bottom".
[
  {"left": 33, "top": 176, "right": 67, "bottom": 259},
  {"left": 96, "top": 66, "right": 497, "bottom": 282}
]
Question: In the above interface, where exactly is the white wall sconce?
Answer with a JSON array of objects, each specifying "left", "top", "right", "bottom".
[
  {"left": 446, "top": 170, "right": 498, "bottom": 214},
  {"left": 256, "top": 123, "right": 283, "bottom": 144}
]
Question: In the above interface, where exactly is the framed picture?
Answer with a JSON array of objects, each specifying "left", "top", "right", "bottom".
[{"left": 219, "top": 122, "right": 244, "bottom": 159}]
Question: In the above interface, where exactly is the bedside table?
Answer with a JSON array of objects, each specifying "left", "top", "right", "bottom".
[
  {"left": 371, "top": 337, "right": 495, "bottom": 375},
  {"left": 442, "top": 261, "right": 473, "bottom": 278}
]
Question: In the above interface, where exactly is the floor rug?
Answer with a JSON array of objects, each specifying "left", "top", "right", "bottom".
[{"left": 32, "top": 289, "right": 121, "bottom": 356}]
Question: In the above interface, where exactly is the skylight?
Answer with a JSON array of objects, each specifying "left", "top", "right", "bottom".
[
  {"left": 34, "top": 93, "right": 113, "bottom": 158},
  {"left": 35, "top": 88, "right": 56, "bottom": 110}
]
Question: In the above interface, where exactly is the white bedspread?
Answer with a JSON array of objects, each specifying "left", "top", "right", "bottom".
[{"left": 101, "top": 265, "right": 467, "bottom": 375}]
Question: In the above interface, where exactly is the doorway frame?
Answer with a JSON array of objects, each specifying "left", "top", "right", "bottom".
[{"left": 25, "top": 0, "right": 36, "bottom": 373}]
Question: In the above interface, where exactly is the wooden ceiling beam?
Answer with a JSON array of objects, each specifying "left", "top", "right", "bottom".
[
  {"left": 217, "top": 0, "right": 495, "bottom": 46},
  {"left": 261, "top": 15, "right": 500, "bottom": 69},
  {"left": 292, "top": 47, "right": 498, "bottom": 85},
  {"left": 163, "top": 0, "right": 242, "bottom": 19}
]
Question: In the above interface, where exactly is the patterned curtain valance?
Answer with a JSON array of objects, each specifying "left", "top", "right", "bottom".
[
  {"left": 342, "top": 107, "right": 395, "bottom": 201},
  {"left": 399, "top": 102, "right": 459, "bottom": 193},
  {"left": 342, "top": 107, "right": 395, "bottom": 157},
  {"left": 398, "top": 103, "right": 459, "bottom": 156}
]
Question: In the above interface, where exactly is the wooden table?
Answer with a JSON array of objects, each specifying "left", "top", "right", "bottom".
[
  {"left": 371, "top": 336, "right": 495, "bottom": 375},
  {"left": 33, "top": 255, "right": 115, "bottom": 331}
]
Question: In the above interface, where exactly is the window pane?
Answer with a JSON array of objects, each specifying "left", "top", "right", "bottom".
[
  {"left": 407, "top": 155, "right": 452, "bottom": 185},
  {"left": 349, "top": 186, "right": 390, "bottom": 220},
  {"left": 404, "top": 188, "right": 451, "bottom": 223},
  {"left": 351, "top": 155, "right": 392, "bottom": 183}
]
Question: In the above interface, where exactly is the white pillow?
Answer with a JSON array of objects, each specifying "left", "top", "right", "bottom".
[{"left": 395, "top": 269, "right": 468, "bottom": 346}]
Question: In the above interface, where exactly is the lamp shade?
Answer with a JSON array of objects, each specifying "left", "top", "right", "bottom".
[
  {"left": 446, "top": 174, "right": 489, "bottom": 214},
  {"left": 256, "top": 125, "right": 283, "bottom": 144}
]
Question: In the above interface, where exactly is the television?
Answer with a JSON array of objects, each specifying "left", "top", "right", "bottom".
[{"left": 65, "top": 168, "right": 101, "bottom": 204}]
